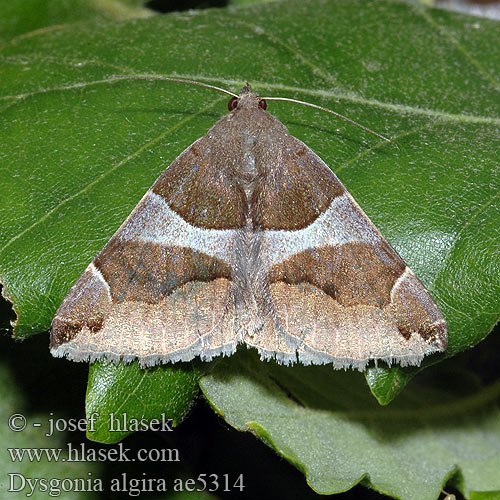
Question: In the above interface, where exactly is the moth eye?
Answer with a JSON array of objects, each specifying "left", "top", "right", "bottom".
[
  {"left": 228, "top": 97, "right": 239, "bottom": 111},
  {"left": 258, "top": 99, "right": 267, "bottom": 110}
]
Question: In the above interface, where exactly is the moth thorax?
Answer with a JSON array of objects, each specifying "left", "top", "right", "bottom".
[{"left": 237, "top": 150, "right": 259, "bottom": 199}]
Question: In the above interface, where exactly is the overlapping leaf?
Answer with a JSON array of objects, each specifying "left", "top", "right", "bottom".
[
  {"left": 86, "top": 360, "right": 202, "bottom": 443},
  {"left": 201, "top": 349, "right": 500, "bottom": 500}
]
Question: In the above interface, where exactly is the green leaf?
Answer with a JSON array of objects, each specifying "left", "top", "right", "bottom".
[
  {"left": 470, "top": 492, "right": 500, "bottom": 500},
  {"left": 0, "top": 361, "right": 102, "bottom": 498},
  {"left": 364, "top": 365, "right": 416, "bottom": 405},
  {"left": 0, "top": 0, "right": 153, "bottom": 44},
  {"left": 201, "top": 348, "right": 500, "bottom": 500},
  {"left": 86, "top": 360, "right": 202, "bottom": 443},
  {"left": 0, "top": 0, "right": 499, "bottom": 416},
  {"left": 470, "top": 491, "right": 500, "bottom": 500}
]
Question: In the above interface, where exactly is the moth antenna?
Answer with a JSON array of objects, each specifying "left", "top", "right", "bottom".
[
  {"left": 261, "top": 96, "right": 391, "bottom": 143},
  {"left": 111, "top": 75, "right": 239, "bottom": 98},
  {"left": 111, "top": 76, "right": 390, "bottom": 142}
]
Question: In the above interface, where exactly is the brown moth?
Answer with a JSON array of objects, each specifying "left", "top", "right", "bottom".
[{"left": 50, "top": 81, "right": 448, "bottom": 370}]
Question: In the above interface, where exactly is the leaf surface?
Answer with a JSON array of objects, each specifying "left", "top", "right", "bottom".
[
  {"left": 86, "top": 361, "right": 202, "bottom": 443},
  {"left": 0, "top": 0, "right": 153, "bottom": 44},
  {"left": 201, "top": 349, "right": 500, "bottom": 500}
]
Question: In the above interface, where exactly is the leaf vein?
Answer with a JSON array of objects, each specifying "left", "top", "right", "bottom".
[{"left": 0, "top": 96, "right": 224, "bottom": 257}]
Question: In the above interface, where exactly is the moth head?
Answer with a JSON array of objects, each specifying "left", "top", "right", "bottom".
[{"left": 228, "top": 88, "right": 267, "bottom": 111}]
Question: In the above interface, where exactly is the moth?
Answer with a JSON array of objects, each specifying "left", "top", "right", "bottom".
[{"left": 50, "top": 78, "right": 448, "bottom": 370}]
